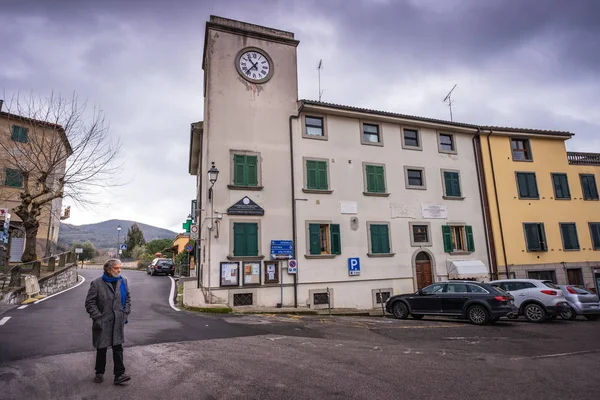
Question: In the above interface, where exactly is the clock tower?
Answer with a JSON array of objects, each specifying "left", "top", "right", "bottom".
[{"left": 191, "top": 16, "right": 300, "bottom": 305}]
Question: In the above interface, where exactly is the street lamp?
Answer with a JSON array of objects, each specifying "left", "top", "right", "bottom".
[
  {"left": 117, "top": 225, "right": 121, "bottom": 258},
  {"left": 207, "top": 162, "right": 219, "bottom": 303}
]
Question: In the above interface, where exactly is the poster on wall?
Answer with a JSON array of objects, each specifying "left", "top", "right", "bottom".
[
  {"left": 243, "top": 261, "right": 261, "bottom": 286},
  {"left": 264, "top": 260, "right": 279, "bottom": 284},
  {"left": 220, "top": 262, "right": 239, "bottom": 287}
]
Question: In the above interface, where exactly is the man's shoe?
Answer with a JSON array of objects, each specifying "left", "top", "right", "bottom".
[
  {"left": 93, "top": 374, "right": 103, "bottom": 383},
  {"left": 114, "top": 374, "right": 131, "bottom": 385}
]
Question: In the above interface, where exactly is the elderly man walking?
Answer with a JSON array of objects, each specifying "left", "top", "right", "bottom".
[{"left": 85, "top": 259, "right": 132, "bottom": 385}]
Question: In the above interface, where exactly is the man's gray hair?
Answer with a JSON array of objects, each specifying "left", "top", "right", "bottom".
[{"left": 103, "top": 259, "right": 122, "bottom": 273}]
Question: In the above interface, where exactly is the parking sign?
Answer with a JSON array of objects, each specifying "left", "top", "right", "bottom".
[{"left": 348, "top": 257, "right": 360, "bottom": 276}]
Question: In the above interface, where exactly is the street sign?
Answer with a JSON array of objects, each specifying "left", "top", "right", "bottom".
[
  {"left": 0, "top": 209, "right": 8, "bottom": 218},
  {"left": 190, "top": 224, "right": 198, "bottom": 239},
  {"left": 288, "top": 259, "right": 297, "bottom": 274},
  {"left": 120, "top": 244, "right": 127, "bottom": 250},
  {"left": 75, "top": 248, "right": 83, "bottom": 254},
  {"left": 185, "top": 244, "right": 194, "bottom": 252},
  {"left": 348, "top": 257, "right": 360, "bottom": 276},
  {"left": 270, "top": 240, "right": 293, "bottom": 259}
]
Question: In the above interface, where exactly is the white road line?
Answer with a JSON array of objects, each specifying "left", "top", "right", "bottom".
[
  {"left": 168, "top": 276, "right": 180, "bottom": 312},
  {"left": 0, "top": 317, "right": 11, "bottom": 326},
  {"left": 17, "top": 305, "right": 28, "bottom": 310},
  {"left": 511, "top": 349, "right": 600, "bottom": 360},
  {"left": 34, "top": 275, "right": 86, "bottom": 304}
]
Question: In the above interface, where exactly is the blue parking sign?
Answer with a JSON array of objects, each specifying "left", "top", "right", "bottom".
[{"left": 348, "top": 257, "right": 360, "bottom": 276}]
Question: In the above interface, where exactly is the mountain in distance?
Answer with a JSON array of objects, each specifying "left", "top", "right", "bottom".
[{"left": 58, "top": 219, "right": 178, "bottom": 249}]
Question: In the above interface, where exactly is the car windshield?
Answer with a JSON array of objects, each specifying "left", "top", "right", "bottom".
[
  {"left": 570, "top": 286, "right": 593, "bottom": 295},
  {"left": 158, "top": 261, "right": 174, "bottom": 266},
  {"left": 422, "top": 284, "right": 444, "bottom": 294},
  {"left": 542, "top": 281, "right": 559, "bottom": 289},
  {"left": 490, "top": 285, "right": 509, "bottom": 295}
]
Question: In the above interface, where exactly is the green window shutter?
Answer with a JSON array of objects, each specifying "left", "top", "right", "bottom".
[
  {"left": 553, "top": 174, "right": 570, "bottom": 199},
  {"left": 380, "top": 225, "right": 390, "bottom": 253},
  {"left": 366, "top": 165, "right": 376, "bottom": 192},
  {"left": 246, "top": 223, "right": 258, "bottom": 256},
  {"left": 309, "top": 224, "right": 321, "bottom": 255},
  {"left": 517, "top": 173, "right": 529, "bottom": 197},
  {"left": 11, "top": 125, "right": 28, "bottom": 143},
  {"left": 444, "top": 172, "right": 461, "bottom": 197},
  {"left": 538, "top": 223, "right": 547, "bottom": 251},
  {"left": 317, "top": 161, "right": 328, "bottom": 190},
  {"left": 591, "top": 224, "right": 600, "bottom": 250},
  {"left": 465, "top": 225, "right": 475, "bottom": 252},
  {"left": 442, "top": 225, "right": 453, "bottom": 253},
  {"left": 5, "top": 169, "right": 23, "bottom": 188},
  {"left": 306, "top": 160, "right": 317, "bottom": 189},
  {"left": 524, "top": 224, "right": 539, "bottom": 251},
  {"left": 584, "top": 176, "right": 600, "bottom": 199},
  {"left": 370, "top": 224, "right": 380, "bottom": 253},
  {"left": 527, "top": 173, "right": 539, "bottom": 198},
  {"left": 234, "top": 155, "right": 246, "bottom": 186},
  {"left": 233, "top": 223, "right": 245, "bottom": 256},
  {"left": 246, "top": 156, "right": 258, "bottom": 186},
  {"left": 330, "top": 224, "right": 341, "bottom": 254},
  {"left": 374, "top": 166, "right": 385, "bottom": 193}
]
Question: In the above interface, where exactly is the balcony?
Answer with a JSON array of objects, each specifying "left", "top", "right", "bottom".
[{"left": 567, "top": 152, "right": 600, "bottom": 166}]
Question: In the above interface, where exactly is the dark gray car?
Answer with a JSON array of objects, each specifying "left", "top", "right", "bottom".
[
  {"left": 147, "top": 258, "right": 175, "bottom": 276},
  {"left": 557, "top": 285, "right": 600, "bottom": 321}
]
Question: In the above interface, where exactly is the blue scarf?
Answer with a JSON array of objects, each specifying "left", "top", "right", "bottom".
[{"left": 102, "top": 273, "right": 127, "bottom": 323}]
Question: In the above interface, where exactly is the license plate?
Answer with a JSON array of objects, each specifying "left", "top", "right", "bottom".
[{"left": 590, "top": 305, "right": 599, "bottom": 309}]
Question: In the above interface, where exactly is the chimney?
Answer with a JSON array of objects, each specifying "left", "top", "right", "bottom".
[{"left": 0, "top": 99, "right": 3, "bottom": 112}]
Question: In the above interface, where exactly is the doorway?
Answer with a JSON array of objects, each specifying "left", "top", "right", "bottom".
[{"left": 415, "top": 251, "right": 433, "bottom": 289}]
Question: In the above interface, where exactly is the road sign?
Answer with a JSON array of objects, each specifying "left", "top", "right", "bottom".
[
  {"left": 270, "top": 240, "right": 293, "bottom": 259},
  {"left": 120, "top": 244, "right": 127, "bottom": 250},
  {"left": 288, "top": 259, "right": 297, "bottom": 274},
  {"left": 348, "top": 257, "right": 360, "bottom": 276},
  {"left": 190, "top": 224, "right": 198, "bottom": 239},
  {"left": 75, "top": 248, "right": 83, "bottom": 254},
  {"left": 185, "top": 244, "right": 194, "bottom": 252}
]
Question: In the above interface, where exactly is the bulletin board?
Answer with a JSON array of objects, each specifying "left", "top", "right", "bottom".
[
  {"left": 220, "top": 262, "right": 239, "bottom": 287},
  {"left": 264, "top": 260, "right": 279, "bottom": 284},
  {"left": 243, "top": 262, "right": 261, "bottom": 286}
]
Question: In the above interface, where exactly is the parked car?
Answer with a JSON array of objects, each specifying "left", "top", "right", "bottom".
[
  {"left": 384, "top": 281, "right": 518, "bottom": 325},
  {"left": 489, "top": 279, "right": 569, "bottom": 322},
  {"left": 147, "top": 258, "right": 175, "bottom": 276},
  {"left": 557, "top": 285, "right": 600, "bottom": 321}
]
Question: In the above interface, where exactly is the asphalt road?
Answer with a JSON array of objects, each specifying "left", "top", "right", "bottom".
[{"left": 1, "top": 270, "right": 599, "bottom": 399}]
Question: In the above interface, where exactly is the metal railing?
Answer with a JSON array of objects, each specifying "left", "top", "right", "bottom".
[
  {"left": 1, "top": 251, "right": 75, "bottom": 291},
  {"left": 567, "top": 152, "right": 600, "bottom": 165}
]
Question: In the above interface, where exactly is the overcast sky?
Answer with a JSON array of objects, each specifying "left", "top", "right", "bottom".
[{"left": 1, "top": 0, "right": 599, "bottom": 233}]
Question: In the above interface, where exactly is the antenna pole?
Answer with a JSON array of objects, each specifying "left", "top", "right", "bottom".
[
  {"left": 318, "top": 59, "right": 323, "bottom": 101},
  {"left": 443, "top": 84, "right": 457, "bottom": 121}
]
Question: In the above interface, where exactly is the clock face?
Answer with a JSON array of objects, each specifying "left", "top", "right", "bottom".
[{"left": 236, "top": 48, "right": 273, "bottom": 83}]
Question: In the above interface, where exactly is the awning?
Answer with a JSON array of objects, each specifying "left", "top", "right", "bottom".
[{"left": 447, "top": 260, "right": 489, "bottom": 280}]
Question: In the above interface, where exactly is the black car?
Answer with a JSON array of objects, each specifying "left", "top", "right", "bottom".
[
  {"left": 385, "top": 281, "right": 518, "bottom": 325},
  {"left": 147, "top": 258, "right": 175, "bottom": 276}
]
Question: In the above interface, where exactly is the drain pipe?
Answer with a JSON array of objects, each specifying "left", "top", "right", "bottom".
[
  {"left": 288, "top": 102, "right": 304, "bottom": 308},
  {"left": 485, "top": 129, "right": 510, "bottom": 278}
]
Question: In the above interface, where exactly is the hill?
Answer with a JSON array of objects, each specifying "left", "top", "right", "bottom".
[{"left": 58, "top": 219, "right": 178, "bottom": 249}]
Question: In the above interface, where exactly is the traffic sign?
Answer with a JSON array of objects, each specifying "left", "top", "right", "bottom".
[
  {"left": 288, "top": 259, "right": 297, "bottom": 274},
  {"left": 120, "top": 244, "right": 127, "bottom": 250},
  {"left": 270, "top": 240, "right": 293, "bottom": 259},
  {"left": 348, "top": 257, "right": 360, "bottom": 276},
  {"left": 190, "top": 224, "right": 198, "bottom": 239},
  {"left": 185, "top": 244, "right": 194, "bottom": 252},
  {"left": 75, "top": 248, "right": 83, "bottom": 254}
]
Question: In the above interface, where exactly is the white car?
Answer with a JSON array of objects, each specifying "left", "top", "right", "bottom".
[{"left": 489, "top": 279, "right": 569, "bottom": 322}]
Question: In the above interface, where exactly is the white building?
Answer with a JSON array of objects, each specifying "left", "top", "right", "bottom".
[{"left": 187, "top": 16, "right": 491, "bottom": 310}]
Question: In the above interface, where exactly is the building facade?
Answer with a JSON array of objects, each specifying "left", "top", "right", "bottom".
[
  {"left": 187, "top": 17, "right": 492, "bottom": 309},
  {"left": 480, "top": 130, "right": 600, "bottom": 293}
]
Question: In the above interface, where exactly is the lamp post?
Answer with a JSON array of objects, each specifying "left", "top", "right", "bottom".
[
  {"left": 117, "top": 225, "right": 121, "bottom": 258},
  {"left": 207, "top": 162, "right": 219, "bottom": 304}
]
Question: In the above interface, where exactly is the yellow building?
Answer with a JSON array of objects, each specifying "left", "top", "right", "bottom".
[
  {"left": 479, "top": 128, "right": 600, "bottom": 292},
  {"left": 170, "top": 233, "right": 195, "bottom": 272}
]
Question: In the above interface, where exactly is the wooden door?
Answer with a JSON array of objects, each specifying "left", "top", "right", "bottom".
[
  {"left": 415, "top": 252, "right": 433, "bottom": 289},
  {"left": 567, "top": 269, "right": 583, "bottom": 286}
]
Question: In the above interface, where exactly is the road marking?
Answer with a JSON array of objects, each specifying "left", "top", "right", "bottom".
[
  {"left": 34, "top": 275, "right": 86, "bottom": 304},
  {"left": 0, "top": 317, "right": 11, "bottom": 326},
  {"left": 511, "top": 349, "right": 600, "bottom": 361},
  {"left": 17, "top": 305, "right": 28, "bottom": 310},
  {"left": 168, "top": 276, "right": 180, "bottom": 312}
]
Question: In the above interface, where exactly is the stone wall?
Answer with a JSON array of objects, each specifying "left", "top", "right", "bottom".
[{"left": 1, "top": 264, "right": 78, "bottom": 305}]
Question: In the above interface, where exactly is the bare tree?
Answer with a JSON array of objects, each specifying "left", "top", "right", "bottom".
[{"left": 0, "top": 92, "right": 121, "bottom": 262}]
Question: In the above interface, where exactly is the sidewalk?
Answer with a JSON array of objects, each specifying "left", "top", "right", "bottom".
[{"left": 230, "top": 306, "right": 385, "bottom": 317}]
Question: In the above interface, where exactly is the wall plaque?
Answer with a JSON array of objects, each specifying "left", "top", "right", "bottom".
[{"left": 227, "top": 196, "right": 264, "bottom": 216}]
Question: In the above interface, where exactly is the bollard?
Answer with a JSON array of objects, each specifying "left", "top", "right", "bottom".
[
  {"left": 9, "top": 266, "right": 21, "bottom": 287},
  {"left": 47, "top": 256, "right": 56, "bottom": 272},
  {"left": 32, "top": 261, "right": 41, "bottom": 278},
  {"left": 379, "top": 289, "right": 386, "bottom": 317},
  {"left": 59, "top": 254, "right": 66, "bottom": 268},
  {"left": 327, "top": 287, "right": 331, "bottom": 317}
]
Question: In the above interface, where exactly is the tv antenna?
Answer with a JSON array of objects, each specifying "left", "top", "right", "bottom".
[
  {"left": 317, "top": 59, "right": 324, "bottom": 101},
  {"left": 442, "top": 84, "right": 457, "bottom": 121}
]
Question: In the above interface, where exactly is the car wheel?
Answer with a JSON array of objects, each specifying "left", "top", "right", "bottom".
[
  {"left": 584, "top": 315, "right": 599, "bottom": 321},
  {"left": 467, "top": 305, "right": 490, "bottom": 325},
  {"left": 392, "top": 302, "right": 408, "bottom": 319},
  {"left": 411, "top": 314, "right": 424, "bottom": 320},
  {"left": 560, "top": 307, "right": 576, "bottom": 320},
  {"left": 524, "top": 304, "right": 546, "bottom": 322}
]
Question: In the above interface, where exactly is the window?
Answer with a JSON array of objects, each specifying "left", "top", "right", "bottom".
[
  {"left": 442, "top": 170, "right": 462, "bottom": 198},
  {"left": 438, "top": 133, "right": 456, "bottom": 153},
  {"left": 402, "top": 128, "right": 421, "bottom": 150},
  {"left": 361, "top": 123, "right": 381, "bottom": 145},
  {"left": 567, "top": 269, "right": 584, "bottom": 286},
  {"left": 580, "top": 174, "right": 599, "bottom": 200},
  {"left": 523, "top": 223, "right": 547, "bottom": 252},
  {"left": 368, "top": 223, "right": 391, "bottom": 255},
  {"left": 305, "top": 116, "right": 324, "bottom": 137},
  {"left": 422, "top": 283, "right": 444, "bottom": 294},
  {"left": 527, "top": 270, "right": 556, "bottom": 283},
  {"left": 445, "top": 283, "right": 469, "bottom": 293},
  {"left": 4, "top": 168, "right": 24, "bottom": 188},
  {"left": 551, "top": 173, "right": 570, "bottom": 199},
  {"left": 232, "top": 153, "right": 258, "bottom": 187},
  {"left": 560, "top": 223, "right": 580, "bottom": 251},
  {"left": 404, "top": 167, "right": 425, "bottom": 189},
  {"left": 516, "top": 172, "right": 539, "bottom": 199},
  {"left": 468, "top": 284, "right": 489, "bottom": 294},
  {"left": 442, "top": 225, "right": 474, "bottom": 253},
  {"left": 589, "top": 223, "right": 600, "bottom": 250},
  {"left": 409, "top": 222, "right": 431, "bottom": 247},
  {"left": 233, "top": 222, "right": 259, "bottom": 257},
  {"left": 11, "top": 125, "right": 28, "bottom": 143},
  {"left": 511, "top": 138, "right": 532, "bottom": 161},
  {"left": 305, "top": 159, "right": 329, "bottom": 191},
  {"left": 308, "top": 223, "right": 341, "bottom": 256},
  {"left": 364, "top": 164, "right": 386, "bottom": 194},
  {"left": 499, "top": 281, "right": 536, "bottom": 292}
]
